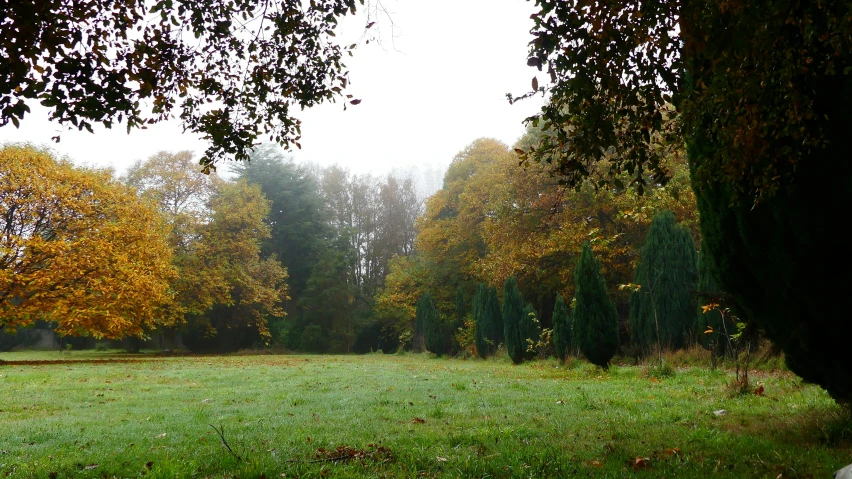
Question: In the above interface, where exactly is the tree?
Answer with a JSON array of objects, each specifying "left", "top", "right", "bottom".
[
  {"left": 502, "top": 277, "right": 525, "bottom": 364},
  {"left": 181, "top": 180, "right": 288, "bottom": 352},
  {"left": 552, "top": 293, "right": 572, "bottom": 360},
  {"left": 0, "top": 145, "right": 175, "bottom": 339},
  {"left": 486, "top": 286, "right": 503, "bottom": 351},
  {"left": 629, "top": 210, "right": 698, "bottom": 352},
  {"left": 573, "top": 242, "right": 619, "bottom": 368},
  {"left": 233, "top": 145, "right": 331, "bottom": 313},
  {"left": 1, "top": 1, "right": 368, "bottom": 167},
  {"left": 472, "top": 283, "right": 492, "bottom": 358},
  {"left": 298, "top": 243, "right": 357, "bottom": 353},
  {"left": 417, "top": 292, "right": 445, "bottom": 356},
  {"left": 522, "top": 0, "right": 852, "bottom": 402}
]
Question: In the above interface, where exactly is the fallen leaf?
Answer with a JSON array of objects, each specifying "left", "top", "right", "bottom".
[
  {"left": 755, "top": 385, "right": 765, "bottom": 396},
  {"left": 436, "top": 456, "right": 447, "bottom": 462},
  {"left": 411, "top": 417, "right": 426, "bottom": 424},
  {"left": 713, "top": 409, "right": 727, "bottom": 416},
  {"left": 632, "top": 457, "right": 651, "bottom": 471},
  {"left": 155, "top": 433, "right": 167, "bottom": 438},
  {"left": 84, "top": 464, "right": 99, "bottom": 470},
  {"left": 586, "top": 460, "right": 603, "bottom": 467},
  {"left": 145, "top": 461, "right": 153, "bottom": 470},
  {"left": 663, "top": 448, "right": 680, "bottom": 456}
]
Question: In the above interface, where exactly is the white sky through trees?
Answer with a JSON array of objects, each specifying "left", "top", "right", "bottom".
[{"left": 0, "top": 0, "right": 543, "bottom": 177}]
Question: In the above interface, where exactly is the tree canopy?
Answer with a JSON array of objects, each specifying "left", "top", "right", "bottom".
[
  {"left": 1, "top": 0, "right": 369, "bottom": 169},
  {"left": 0, "top": 145, "right": 175, "bottom": 339}
]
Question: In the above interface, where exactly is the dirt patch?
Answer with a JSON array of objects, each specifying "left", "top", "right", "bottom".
[{"left": 0, "top": 358, "right": 154, "bottom": 366}]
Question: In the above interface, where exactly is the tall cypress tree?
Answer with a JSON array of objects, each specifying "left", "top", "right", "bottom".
[
  {"left": 629, "top": 210, "right": 698, "bottom": 352},
  {"left": 503, "top": 277, "right": 525, "bottom": 364},
  {"left": 418, "top": 292, "right": 445, "bottom": 356},
  {"left": 573, "top": 242, "right": 619, "bottom": 368},
  {"left": 521, "top": 303, "right": 541, "bottom": 360},
  {"left": 487, "top": 286, "right": 503, "bottom": 348},
  {"left": 552, "top": 293, "right": 572, "bottom": 360},
  {"left": 473, "top": 283, "right": 491, "bottom": 358},
  {"left": 450, "top": 286, "right": 467, "bottom": 355}
]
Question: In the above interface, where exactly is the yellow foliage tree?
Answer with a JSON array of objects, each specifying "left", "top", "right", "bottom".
[{"left": 0, "top": 145, "right": 175, "bottom": 339}]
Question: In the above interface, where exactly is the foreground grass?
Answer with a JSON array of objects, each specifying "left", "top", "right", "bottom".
[{"left": 1, "top": 351, "right": 850, "bottom": 478}]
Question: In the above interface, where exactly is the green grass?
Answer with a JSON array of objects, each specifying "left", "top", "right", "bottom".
[{"left": 1, "top": 351, "right": 850, "bottom": 478}]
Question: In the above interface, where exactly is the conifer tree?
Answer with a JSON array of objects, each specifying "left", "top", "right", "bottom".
[
  {"left": 629, "top": 210, "right": 698, "bottom": 352},
  {"left": 502, "top": 277, "right": 525, "bottom": 364},
  {"left": 487, "top": 286, "right": 503, "bottom": 348},
  {"left": 573, "top": 242, "right": 619, "bottom": 368},
  {"left": 552, "top": 293, "right": 572, "bottom": 360},
  {"left": 521, "top": 303, "right": 541, "bottom": 360},
  {"left": 450, "top": 286, "right": 467, "bottom": 355},
  {"left": 417, "top": 292, "right": 446, "bottom": 356},
  {"left": 473, "top": 284, "right": 491, "bottom": 358}
]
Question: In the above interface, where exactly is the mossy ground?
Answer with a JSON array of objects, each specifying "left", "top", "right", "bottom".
[{"left": 1, "top": 350, "right": 849, "bottom": 478}]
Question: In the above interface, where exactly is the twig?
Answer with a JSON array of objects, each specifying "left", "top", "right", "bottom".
[{"left": 209, "top": 424, "right": 242, "bottom": 461}]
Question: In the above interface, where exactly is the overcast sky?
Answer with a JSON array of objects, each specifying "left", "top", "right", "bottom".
[{"left": 0, "top": 0, "right": 544, "bottom": 177}]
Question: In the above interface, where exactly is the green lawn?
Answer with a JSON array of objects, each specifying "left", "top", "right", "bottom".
[{"left": 0, "top": 351, "right": 849, "bottom": 478}]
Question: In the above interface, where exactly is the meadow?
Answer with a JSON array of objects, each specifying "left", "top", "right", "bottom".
[{"left": 1, "top": 351, "right": 850, "bottom": 478}]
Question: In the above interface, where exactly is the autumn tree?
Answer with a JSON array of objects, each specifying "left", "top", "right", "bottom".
[
  {"left": 552, "top": 293, "right": 572, "bottom": 360},
  {"left": 629, "top": 210, "right": 698, "bottom": 352},
  {"left": 181, "top": 180, "right": 289, "bottom": 352},
  {"left": 502, "top": 277, "right": 525, "bottom": 364},
  {"left": 1, "top": 1, "right": 369, "bottom": 167},
  {"left": 0, "top": 145, "right": 174, "bottom": 339},
  {"left": 522, "top": 0, "right": 852, "bottom": 401},
  {"left": 573, "top": 242, "right": 619, "bottom": 368}
]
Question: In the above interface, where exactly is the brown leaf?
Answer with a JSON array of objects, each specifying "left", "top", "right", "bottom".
[
  {"left": 586, "top": 460, "right": 602, "bottom": 467},
  {"left": 349, "top": 99, "right": 362, "bottom": 105},
  {"left": 632, "top": 457, "right": 651, "bottom": 471},
  {"left": 411, "top": 417, "right": 425, "bottom": 424},
  {"left": 145, "top": 461, "right": 153, "bottom": 470},
  {"left": 532, "top": 76, "right": 539, "bottom": 91},
  {"left": 754, "top": 385, "right": 765, "bottom": 396}
]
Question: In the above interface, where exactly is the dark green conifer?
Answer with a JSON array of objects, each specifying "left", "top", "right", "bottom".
[
  {"left": 552, "top": 293, "right": 572, "bottom": 360},
  {"left": 573, "top": 242, "right": 619, "bottom": 368},
  {"left": 487, "top": 286, "right": 503, "bottom": 347},
  {"left": 417, "top": 292, "right": 445, "bottom": 356},
  {"left": 629, "top": 210, "right": 698, "bottom": 352},
  {"left": 473, "top": 284, "right": 491, "bottom": 358},
  {"left": 502, "top": 277, "right": 525, "bottom": 364}
]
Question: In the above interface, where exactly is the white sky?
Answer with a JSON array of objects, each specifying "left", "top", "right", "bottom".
[{"left": 0, "top": 0, "right": 544, "bottom": 177}]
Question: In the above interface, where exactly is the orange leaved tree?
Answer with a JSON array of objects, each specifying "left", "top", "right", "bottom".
[{"left": 0, "top": 145, "right": 175, "bottom": 339}]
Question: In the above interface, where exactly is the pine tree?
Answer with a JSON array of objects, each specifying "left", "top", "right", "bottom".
[
  {"left": 502, "top": 277, "right": 525, "bottom": 364},
  {"left": 629, "top": 210, "right": 698, "bottom": 353},
  {"left": 573, "top": 242, "right": 619, "bottom": 368},
  {"left": 520, "top": 303, "right": 541, "bottom": 360},
  {"left": 417, "top": 292, "right": 445, "bottom": 356},
  {"left": 473, "top": 284, "right": 491, "bottom": 358},
  {"left": 450, "top": 286, "right": 467, "bottom": 355},
  {"left": 552, "top": 293, "right": 572, "bottom": 360}
]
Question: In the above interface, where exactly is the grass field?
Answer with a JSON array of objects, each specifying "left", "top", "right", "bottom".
[{"left": 1, "top": 351, "right": 850, "bottom": 478}]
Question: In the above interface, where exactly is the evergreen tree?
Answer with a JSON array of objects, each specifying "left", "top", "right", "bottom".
[
  {"left": 520, "top": 303, "right": 541, "bottom": 360},
  {"left": 552, "top": 293, "right": 572, "bottom": 360},
  {"left": 450, "top": 286, "right": 467, "bottom": 355},
  {"left": 502, "top": 277, "right": 525, "bottom": 364},
  {"left": 473, "top": 284, "right": 491, "bottom": 358},
  {"left": 573, "top": 242, "right": 619, "bottom": 368},
  {"left": 486, "top": 286, "right": 503, "bottom": 348},
  {"left": 629, "top": 210, "right": 698, "bottom": 352},
  {"left": 418, "top": 292, "right": 445, "bottom": 356}
]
